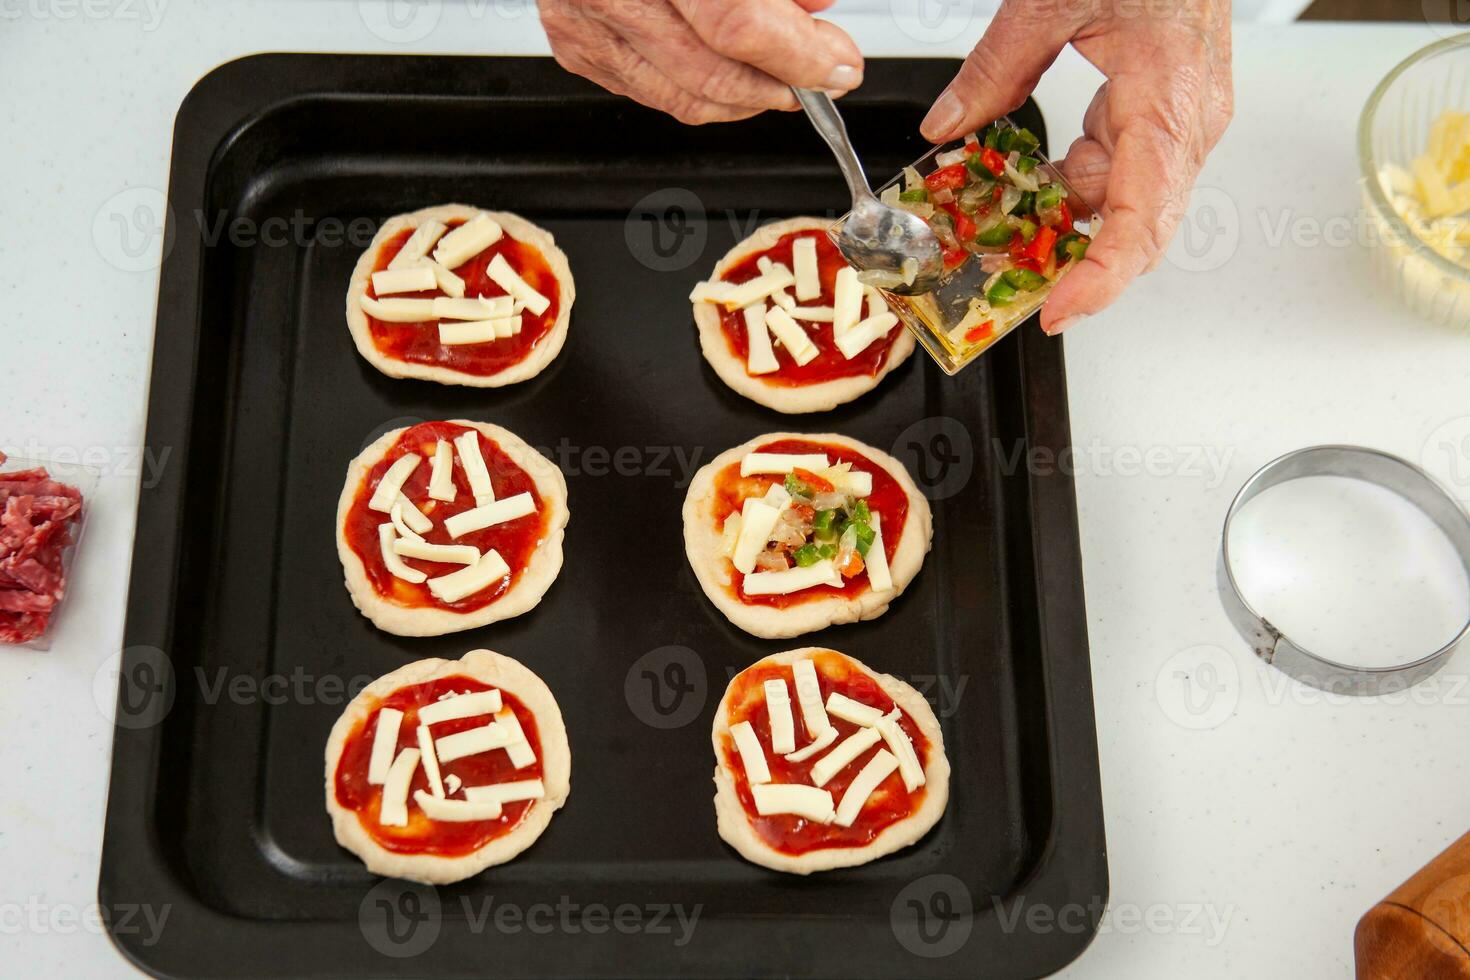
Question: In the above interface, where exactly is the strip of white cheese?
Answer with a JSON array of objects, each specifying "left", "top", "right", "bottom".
[
  {"left": 427, "top": 549, "right": 510, "bottom": 603},
  {"left": 378, "top": 525, "right": 427, "bottom": 584},
  {"left": 789, "top": 305, "right": 835, "bottom": 322},
  {"left": 751, "top": 784, "right": 834, "bottom": 823},
  {"left": 432, "top": 214, "right": 503, "bottom": 270},
  {"left": 433, "top": 295, "right": 513, "bottom": 321},
  {"left": 378, "top": 748, "right": 421, "bottom": 827},
  {"left": 876, "top": 708, "right": 925, "bottom": 792},
  {"left": 435, "top": 720, "right": 513, "bottom": 764},
  {"left": 367, "top": 707, "right": 404, "bottom": 785},
  {"left": 792, "top": 236, "right": 821, "bottom": 300},
  {"left": 442, "top": 492, "right": 536, "bottom": 538},
  {"left": 494, "top": 708, "right": 537, "bottom": 769},
  {"left": 825, "top": 691, "right": 886, "bottom": 727},
  {"left": 763, "top": 307, "right": 818, "bottom": 366},
  {"left": 444, "top": 773, "right": 462, "bottom": 796},
  {"left": 419, "top": 258, "right": 465, "bottom": 298},
  {"left": 740, "top": 452, "right": 830, "bottom": 477},
  {"left": 462, "top": 778, "right": 545, "bottom": 806},
  {"left": 392, "top": 538, "right": 480, "bottom": 565},
  {"left": 764, "top": 679, "right": 796, "bottom": 755},
  {"left": 784, "top": 725, "right": 837, "bottom": 762},
  {"left": 836, "top": 312, "right": 899, "bottom": 360},
  {"left": 437, "top": 320, "right": 493, "bottom": 345},
  {"left": 866, "top": 512, "right": 894, "bottom": 592},
  {"left": 723, "top": 266, "right": 796, "bottom": 308},
  {"left": 387, "top": 220, "right": 447, "bottom": 270},
  {"left": 359, "top": 295, "right": 436, "bottom": 322},
  {"left": 832, "top": 266, "right": 863, "bottom": 337},
  {"left": 792, "top": 658, "right": 831, "bottom": 739},
  {"left": 832, "top": 468, "right": 873, "bottom": 498},
  {"left": 744, "top": 303, "right": 779, "bottom": 375},
  {"left": 731, "top": 498, "right": 782, "bottom": 575},
  {"left": 834, "top": 749, "right": 900, "bottom": 827},
  {"left": 865, "top": 286, "right": 887, "bottom": 319},
  {"left": 416, "top": 724, "right": 445, "bottom": 798},
  {"left": 689, "top": 280, "right": 735, "bottom": 305},
  {"left": 428, "top": 440, "right": 456, "bottom": 502},
  {"left": 389, "top": 502, "right": 423, "bottom": 542},
  {"left": 396, "top": 495, "right": 433, "bottom": 534},
  {"left": 495, "top": 315, "right": 522, "bottom": 339},
  {"left": 412, "top": 791, "right": 504, "bottom": 822},
  {"left": 730, "top": 720, "right": 771, "bottom": 784},
  {"left": 486, "top": 253, "right": 551, "bottom": 316},
  {"left": 771, "top": 287, "right": 796, "bottom": 310},
  {"left": 454, "top": 430, "right": 494, "bottom": 504},
  {"left": 372, "top": 265, "right": 436, "bottom": 295},
  {"left": 810, "top": 726, "right": 882, "bottom": 788},
  {"left": 742, "top": 560, "right": 842, "bottom": 596},
  {"left": 368, "top": 454, "right": 421, "bottom": 512},
  {"left": 418, "top": 690, "right": 503, "bottom": 726}
]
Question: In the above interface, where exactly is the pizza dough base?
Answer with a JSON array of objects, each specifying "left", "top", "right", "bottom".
[
  {"left": 336, "top": 420, "right": 569, "bottom": 637},
  {"left": 693, "top": 216, "right": 915, "bottom": 414},
  {"left": 324, "top": 649, "right": 571, "bottom": 884},
  {"left": 346, "top": 204, "right": 575, "bottom": 388},
  {"left": 682, "top": 431, "right": 932, "bottom": 639},
  {"left": 711, "top": 647, "right": 950, "bottom": 874}
]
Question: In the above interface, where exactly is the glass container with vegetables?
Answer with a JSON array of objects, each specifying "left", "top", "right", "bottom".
[{"left": 833, "top": 118, "right": 1098, "bottom": 374}]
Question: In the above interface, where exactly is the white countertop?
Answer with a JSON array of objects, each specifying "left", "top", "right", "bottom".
[{"left": 4, "top": 6, "right": 1468, "bottom": 977}]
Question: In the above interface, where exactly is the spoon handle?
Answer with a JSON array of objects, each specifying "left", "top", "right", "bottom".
[{"left": 792, "top": 87, "right": 875, "bottom": 204}]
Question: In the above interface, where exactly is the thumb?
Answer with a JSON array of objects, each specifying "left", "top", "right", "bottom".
[{"left": 921, "top": 5, "right": 1071, "bottom": 143}]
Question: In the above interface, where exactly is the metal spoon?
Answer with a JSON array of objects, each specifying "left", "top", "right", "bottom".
[{"left": 792, "top": 87, "right": 943, "bottom": 296}]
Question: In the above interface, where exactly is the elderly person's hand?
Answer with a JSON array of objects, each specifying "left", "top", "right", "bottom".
[
  {"left": 921, "top": 0, "right": 1233, "bottom": 333},
  {"left": 539, "top": 0, "right": 865, "bottom": 124}
]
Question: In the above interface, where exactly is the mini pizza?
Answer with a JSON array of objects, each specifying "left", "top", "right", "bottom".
[
  {"left": 336, "top": 419, "right": 568, "bottom": 637},
  {"left": 712, "top": 647, "right": 949, "bottom": 874},
  {"left": 682, "top": 432, "right": 932, "bottom": 638},
  {"left": 325, "top": 649, "right": 571, "bottom": 884},
  {"left": 690, "top": 217, "right": 915, "bottom": 414},
  {"left": 346, "top": 204, "right": 574, "bottom": 387}
]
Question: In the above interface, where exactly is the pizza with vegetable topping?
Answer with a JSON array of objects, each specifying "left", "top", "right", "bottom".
[
  {"left": 682, "top": 432, "right": 932, "bottom": 638},
  {"left": 346, "top": 204, "right": 574, "bottom": 387},
  {"left": 325, "top": 649, "right": 571, "bottom": 884},
  {"left": 335, "top": 420, "right": 568, "bottom": 637},
  {"left": 712, "top": 647, "right": 949, "bottom": 874},
  {"left": 690, "top": 217, "right": 915, "bottom": 413}
]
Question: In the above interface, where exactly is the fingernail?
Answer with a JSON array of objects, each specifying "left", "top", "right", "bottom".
[
  {"left": 921, "top": 89, "right": 962, "bottom": 142},
  {"left": 823, "top": 64, "right": 862, "bottom": 91},
  {"left": 1045, "top": 314, "right": 1086, "bottom": 336}
]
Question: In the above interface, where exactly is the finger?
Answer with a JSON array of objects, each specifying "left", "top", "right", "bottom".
[
  {"left": 609, "top": 1, "right": 799, "bottom": 111},
  {"left": 672, "top": 0, "right": 865, "bottom": 92},
  {"left": 920, "top": 4, "right": 1071, "bottom": 142},
  {"left": 1041, "top": 82, "right": 1201, "bottom": 332},
  {"left": 793, "top": 0, "right": 837, "bottom": 10},
  {"left": 1056, "top": 136, "right": 1110, "bottom": 209},
  {"left": 548, "top": 17, "right": 762, "bottom": 125}
]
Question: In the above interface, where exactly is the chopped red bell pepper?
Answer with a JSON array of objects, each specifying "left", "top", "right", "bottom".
[
  {"left": 963, "top": 139, "right": 980, "bottom": 156},
  {"left": 964, "top": 320, "right": 994, "bottom": 343},
  {"left": 980, "top": 147, "right": 1006, "bottom": 176},
  {"left": 1025, "top": 225, "right": 1058, "bottom": 263},
  {"left": 941, "top": 243, "right": 968, "bottom": 270},
  {"left": 924, "top": 164, "right": 968, "bottom": 193},
  {"left": 939, "top": 201, "right": 977, "bottom": 243},
  {"left": 1058, "top": 199, "right": 1074, "bottom": 234}
]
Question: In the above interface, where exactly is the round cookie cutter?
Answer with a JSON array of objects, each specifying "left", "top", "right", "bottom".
[{"left": 1217, "top": 445, "right": 1470, "bottom": 695}]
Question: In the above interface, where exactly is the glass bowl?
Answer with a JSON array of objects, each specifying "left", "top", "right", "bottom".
[
  {"left": 834, "top": 117, "right": 1099, "bottom": 375},
  {"left": 1359, "top": 33, "right": 1470, "bottom": 327}
]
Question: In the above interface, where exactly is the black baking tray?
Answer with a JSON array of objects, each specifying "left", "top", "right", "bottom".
[{"left": 100, "top": 54, "right": 1107, "bottom": 978}]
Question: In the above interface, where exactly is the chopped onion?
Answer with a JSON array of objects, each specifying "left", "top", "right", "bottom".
[
  {"left": 902, "top": 166, "right": 924, "bottom": 192},
  {"left": 979, "top": 254, "right": 1011, "bottom": 273},
  {"left": 1000, "top": 184, "right": 1023, "bottom": 215},
  {"left": 812, "top": 492, "right": 847, "bottom": 511},
  {"left": 935, "top": 147, "right": 968, "bottom": 168},
  {"left": 931, "top": 187, "right": 955, "bottom": 205},
  {"left": 880, "top": 183, "right": 902, "bottom": 207},
  {"left": 1005, "top": 161, "right": 1040, "bottom": 193},
  {"left": 755, "top": 549, "right": 790, "bottom": 572}
]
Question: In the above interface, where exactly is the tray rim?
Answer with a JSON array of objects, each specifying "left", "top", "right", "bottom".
[{"left": 98, "top": 51, "right": 1109, "bottom": 979}]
